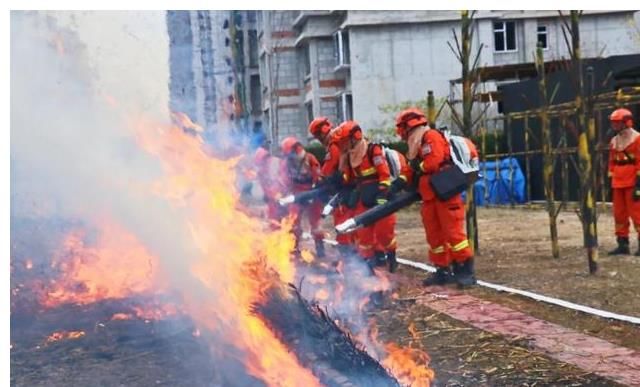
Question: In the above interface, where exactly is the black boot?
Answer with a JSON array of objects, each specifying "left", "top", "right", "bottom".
[
  {"left": 454, "top": 259, "right": 477, "bottom": 289},
  {"left": 365, "top": 257, "right": 377, "bottom": 276},
  {"left": 373, "top": 251, "right": 387, "bottom": 267},
  {"left": 314, "top": 239, "right": 325, "bottom": 258},
  {"left": 608, "top": 237, "right": 630, "bottom": 255},
  {"left": 387, "top": 251, "right": 398, "bottom": 273},
  {"left": 422, "top": 266, "right": 455, "bottom": 286}
]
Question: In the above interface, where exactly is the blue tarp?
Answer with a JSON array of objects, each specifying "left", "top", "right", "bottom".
[{"left": 463, "top": 157, "right": 526, "bottom": 206}]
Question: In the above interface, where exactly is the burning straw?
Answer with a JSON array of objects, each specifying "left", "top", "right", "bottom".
[{"left": 11, "top": 11, "right": 432, "bottom": 387}]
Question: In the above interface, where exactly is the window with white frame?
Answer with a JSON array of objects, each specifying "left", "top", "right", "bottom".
[
  {"left": 493, "top": 21, "right": 517, "bottom": 52},
  {"left": 333, "top": 30, "right": 350, "bottom": 67},
  {"left": 537, "top": 25, "right": 548, "bottom": 49},
  {"left": 336, "top": 93, "right": 353, "bottom": 121}
]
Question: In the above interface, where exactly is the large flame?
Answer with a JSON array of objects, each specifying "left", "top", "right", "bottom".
[
  {"left": 42, "top": 221, "right": 163, "bottom": 308},
  {"left": 33, "top": 109, "right": 433, "bottom": 385},
  {"left": 133, "top": 117, "right": 320, "bottom": 386}
]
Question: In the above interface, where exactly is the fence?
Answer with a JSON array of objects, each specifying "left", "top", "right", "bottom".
[{"left": 477, "top": 87, "right": 640, "bottom": 209}]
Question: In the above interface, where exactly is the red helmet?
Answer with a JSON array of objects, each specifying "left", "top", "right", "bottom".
[
  {"left": 254, "top": 147, "right": 269, "bottom": 164},
  {"left": 610, "top": 108, "right": 633, "bottom": 124},
  {"left": 396, "top": 108, "right": 428, "bottom": 138},
  {"left": 280, "top": 136, "right": 301, "bottom": 155},
  {"left": 331, "top": 120, "right": 363, "bottom": 145},
  {"left": 308, "top": 117, "right": 333, "bottom": 138}
]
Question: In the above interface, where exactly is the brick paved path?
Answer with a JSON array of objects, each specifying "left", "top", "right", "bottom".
[{"left": 414, "top": 286, "right": 640, "bottom": 386}]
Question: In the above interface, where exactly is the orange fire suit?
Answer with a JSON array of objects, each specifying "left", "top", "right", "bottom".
[
  {"left": 284, "top": 152, "right": 325, "bottom": 243},
  {"left": 409, "top": 128, "right": 474, "bottom": 268},
  {"left": 257, "top": 156, "right": 287, "bottom": 228},
  {"left": 342, "top": 143, "right": 396, "bottom": 260},
  {"left": 608, "top": 130, "right": 640, "bottom": 238},
  {"left": 322, "top": 141, "right": 354, "bottom": 246}
]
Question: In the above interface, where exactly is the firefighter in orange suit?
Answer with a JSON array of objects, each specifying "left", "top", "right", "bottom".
[
  {"left": 395, "top": 108, "right": 476, "bottom": 288},
  {"left": 308, "top": 117, "right": 356, "bottom": 257},
  {"left": 608, "top": 108, "right": 640, "bottom": 256},
  {"left": 253, "top": 147, "right": 287, "bottom": 229},
  {"left": 280, "top": 136, "right": 326, "bottom": 258},
  {"left": 331, "top": 121, "right": 397, "bottom": 269}
]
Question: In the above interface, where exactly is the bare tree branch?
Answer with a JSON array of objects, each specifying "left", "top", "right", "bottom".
[
  {"left": 446, "top": 100, "right": 464, "bottom": 129},
  {"left": 470, "top": 102, "right": 492, "bottom": 129},
  {"left": 560, "top": 23, "right": 574, "bottom": 58},
  {"left": 549, "top": 82, "right": 561, "bottom": 105},
  {"left": 470, "top": 43, "right": 485, "bottom": 72},
  {"left": 447, "top": 41, "right": 462, "bottom": 62},
  {"left": 452, "top": 28, "right": 462, "bottom": 57}
]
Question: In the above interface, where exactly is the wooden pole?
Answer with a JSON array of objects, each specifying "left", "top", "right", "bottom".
[
  {"left": 524, "top": 116, "right": 532, "bottom": 203},
  {"left": 460, "top": 10, "right": 478, "bottom": 253},
  {"left": 536, "top": 45, "right": 560, "bottom": 258},
  {"left": 427, "top": 90, "right": 436, "bottom": 126},
  {"left": 569, "top": 10, "right": 599, "bottom": 273}
]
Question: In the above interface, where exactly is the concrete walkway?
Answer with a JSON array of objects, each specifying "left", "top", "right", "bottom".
[{"left": 413, "top": 285, "right": 640, "bottom": 386}]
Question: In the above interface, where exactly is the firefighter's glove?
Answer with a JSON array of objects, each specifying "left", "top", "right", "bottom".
[
  {"left": 409, "top": 158, "right": 423, "bottom": 174},
  {"left": 634, "top": 180, "right": 640, "bottom": 201},
  {"left": 389, "top": 178, "right": 407, "bottom": 195},
  {"left": 376, "top": 185, "right": 390, "bottom": 205}
]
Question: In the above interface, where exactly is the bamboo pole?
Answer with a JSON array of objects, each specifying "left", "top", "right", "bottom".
[
  {"left": 506, "top": 115, "right": 515, "bottom": 208},
  {"left": 494, "top": 128, "right": 500, "bottom": 208},
  {"left": 460, "top": 10, "right": 478, "bottom": 252},
  {"left": 536, "top": 45, "right": 560, "bottom": 258},
  {"left": 569, "top": 10, "right": 599, "bottom": 274},
  {"left": 524, "top": 115, "right": 532, "bottom": 203},
  {"left": 481, "top": 122, "right": 489, "bottom": 205},
  {"left": 596, "top": 109, "right": 608, "bottom": 214}
]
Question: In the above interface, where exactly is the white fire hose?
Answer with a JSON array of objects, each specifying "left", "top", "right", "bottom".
[{"left": 301, "top": 233, "right": 640, "bottom": 326}]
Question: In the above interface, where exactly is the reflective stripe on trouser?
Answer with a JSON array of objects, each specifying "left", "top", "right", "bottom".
[
  {"left": 421, "top": 195, "right": 473, "bottom": 266},
  {"left": 291, "top": 200, "right": 325, "bottom": 241},
  {"left": 612, "top": 187, "right": 640, "bottom": 237},
  {"left": 354, "top": 200, "right": 397, "bottom": 258},
  {"left": 333, "top": 204, "right": 355, "bottom": 246}
]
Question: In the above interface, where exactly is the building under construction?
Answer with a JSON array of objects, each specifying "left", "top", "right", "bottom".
[{"left": 166, "top": 11, "right": 263, "bottom": 148}]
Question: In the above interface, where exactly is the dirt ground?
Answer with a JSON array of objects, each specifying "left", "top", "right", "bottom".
[
  {"left": 375, "top": 279, "right": 622, "bottom": 387},
  {"left": 10, "top": 206, "right": 640, "bottom": 386},
  {"left": 11, "top": 284, "right": 620, "bottom": 387},
  {"left": 393, "top": 205, "right": 640, "bottom": 351}
]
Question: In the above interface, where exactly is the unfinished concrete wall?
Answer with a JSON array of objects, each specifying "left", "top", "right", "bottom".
[
  {"left": 488, "top": 12, "right": 640, "bottom": 66},
  {"left": 167, "top": 11, "right": 197, "bottom": 121},
  {"left": 349, "top": 21, "right": 463, "bottom": 131},
  {"left": 255, "top": 10, "right": 640, "bottom": 140},
  {"left": 258, "top": 11, "right": 307, "bottom": 147}
]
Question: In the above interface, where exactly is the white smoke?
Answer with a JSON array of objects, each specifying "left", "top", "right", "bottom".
[{"left": 10, "top": 10, "right": 208, "bottom": 299}]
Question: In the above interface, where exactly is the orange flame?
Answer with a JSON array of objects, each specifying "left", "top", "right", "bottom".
[
  {"left": 368, "top": 319, "right": 434, "bottom": 386},
  {"left": 45, "top": 330, "right": 85, "bottom": 345},
  {"left": 110, "top": 313, "right": 132, "bottom": 321},
  {"left": 383, "top": 343, "right": 434, "bottom": 387},
  {"left": 42, "top": 221, "right": 163, "bottom": 308},
  {"left": 133, "top": 116, "right": 320, "bottom": 386},
  {"left": 408, "top": 322, "right": 419, "bottom": 341}
]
